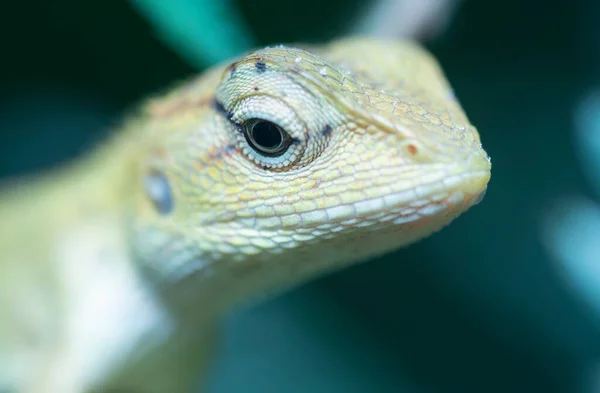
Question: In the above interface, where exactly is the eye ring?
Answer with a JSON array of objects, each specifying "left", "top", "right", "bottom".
[{"left": 243, "top": 118, "right": 291, "bottom": 157}]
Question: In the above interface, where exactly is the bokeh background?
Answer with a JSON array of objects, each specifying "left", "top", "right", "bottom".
[{"left": 2, "top": 1, "right": 600, "bottom": 392}]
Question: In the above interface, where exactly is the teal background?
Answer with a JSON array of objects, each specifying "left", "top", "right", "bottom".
[{"left": 1, "top": 1, "right": 600, "bottom": 392}]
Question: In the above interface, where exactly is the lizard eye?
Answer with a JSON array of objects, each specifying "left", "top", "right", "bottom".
[{"left": 243, "top": 119, "right": 291, "bottom": 157}]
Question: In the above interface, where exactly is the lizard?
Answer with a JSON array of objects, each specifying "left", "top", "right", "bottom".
[{"left": 0, "top": 37, "right": 491, "bottom": 393}]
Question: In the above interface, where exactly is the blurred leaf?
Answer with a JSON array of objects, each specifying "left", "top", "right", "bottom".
[
  {"left": 542, "top": 197, "right": 600, "bottom": 322},
  {"left": 574, "top": 91, "right": 600, "bottom": 195},
  {"left": 541, "top": 90, "right": 600, "bottom": 327},
  {"left": 130, "top": 0, "right": 256, "bottom": 68}
]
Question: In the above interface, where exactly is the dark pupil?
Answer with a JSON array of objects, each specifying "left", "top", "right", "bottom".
[{"left": 251, "top": 121, "right": 283, "bottom": 150}]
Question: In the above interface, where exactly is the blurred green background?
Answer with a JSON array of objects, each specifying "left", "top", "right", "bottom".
[{"left": 2, "top": 1, "right": 600, "bottom": 392}]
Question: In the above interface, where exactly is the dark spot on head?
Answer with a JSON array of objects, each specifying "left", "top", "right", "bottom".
[
  {"left": 212, "top": 98, "right": 232, "bottom": 119},
  {"left": 254, "top": 86, "right": 259, "bottom": 91},
  {"left": 321, "top": 124, "right": 332, "bottom": 137},
  {"left": 255, "top": 62, "right": 267, "bottom": 73},
  {"left": 224, "top": 144, "right": 236, "bottom": 153},
  {"left": 210, "top": 144, "right": 237, "bottom": 160},
  {"left": 213, "top": 98, "right": 242, "bottom": 132},
  {"left": 291, "top": 137, "right": 301, "bottom": 145},
  {"left": 144, "top": 170, "right": 174, "bottom": 215},
  {"left": 227, "top": 64, "right": 237, "bottom": 78}
]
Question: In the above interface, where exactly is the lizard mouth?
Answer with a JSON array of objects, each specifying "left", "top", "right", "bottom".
[
  {"left": 361, "top": 169, "right": 490, "bottom": 227},
  {"left": 232, "top": 167, "right": 491, "bottom": 232}
]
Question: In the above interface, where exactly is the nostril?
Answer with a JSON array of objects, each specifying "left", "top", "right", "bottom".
[
  {"left": 401, "top": 141, "right": 432, "bottom": 163},
  {"left": 406, "top": 143, "right": 418, "bottom": 156}
]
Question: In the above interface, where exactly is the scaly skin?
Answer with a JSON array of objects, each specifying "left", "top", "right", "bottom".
[{"left": 0, "top": 37, "right": 491, "bottom": 392}]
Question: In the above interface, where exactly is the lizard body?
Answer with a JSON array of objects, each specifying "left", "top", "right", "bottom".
[{"left": 0, "top": 37, "right": 491, "bottom": 392}]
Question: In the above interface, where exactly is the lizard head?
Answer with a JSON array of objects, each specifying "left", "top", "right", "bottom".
[{"left": 128, "top": 38, "right": 491, "bottom": 308}]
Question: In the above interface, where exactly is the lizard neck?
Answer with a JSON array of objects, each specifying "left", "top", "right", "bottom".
[
  {"left": 83, "top": 131, "right": 227, "bottom": 322},
  {"left": 44, "top": 134, "right": 220, "bottom": 387}
]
